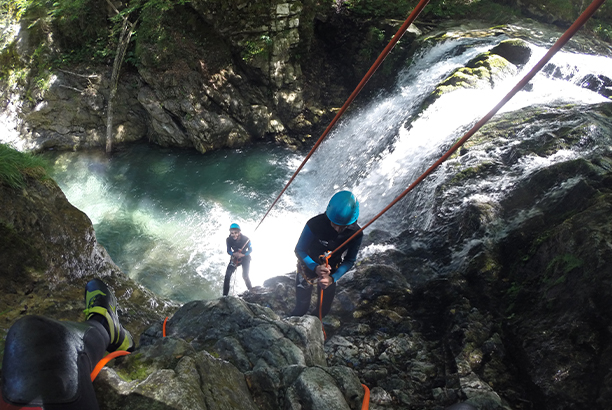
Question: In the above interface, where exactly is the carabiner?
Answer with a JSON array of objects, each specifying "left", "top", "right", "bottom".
[{"left": 319, "top": 251, "right": 332, "bottom": 268}]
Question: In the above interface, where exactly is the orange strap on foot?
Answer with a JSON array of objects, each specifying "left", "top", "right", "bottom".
[{"left": 90, "top": 350, "right": 131, "bottom": 381}]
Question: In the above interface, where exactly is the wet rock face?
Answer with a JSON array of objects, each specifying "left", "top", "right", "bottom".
[
  {"left": 579, "top": 74, "right": 612, "bottom": 99},
  {"left": 249, "top": 102, "right": 612, "bottom": 410},
  {"left": 2, "top": 0, "right": 338, "bottom": 152}
]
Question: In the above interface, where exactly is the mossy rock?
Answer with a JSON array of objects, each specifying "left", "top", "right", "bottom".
[{"left": 489, "top": 39, "right": 532, "bottom": 65}]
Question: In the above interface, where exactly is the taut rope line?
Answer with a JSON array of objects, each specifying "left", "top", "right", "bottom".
[
  {"left": 255, "top": 0, "right": 432, "bottom": 231},
  {"left": 325, "top": 0, "right": 608, "bottom": 260}
]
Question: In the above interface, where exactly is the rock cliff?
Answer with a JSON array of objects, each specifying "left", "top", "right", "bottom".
[{"left": 0, "top": 0, "right": 419, "bottom": 153}]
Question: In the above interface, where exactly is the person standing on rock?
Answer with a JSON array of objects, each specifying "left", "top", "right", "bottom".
[
  {"left": 1, "top": 278, "right": 134, "bottom": 410},
  {"left": 291, "top": 191, "right": 364, "bottom": 318},
  {"left": 223, "top": 223, "right": 253, "bottom": 296}
]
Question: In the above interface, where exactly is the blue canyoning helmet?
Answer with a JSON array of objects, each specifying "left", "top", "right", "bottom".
[
  {"left": 230, "top": 223, "right": 241, "bottom": 230},
  {"left": 326, "top": 191, "right": 359, "bottom": 226}
]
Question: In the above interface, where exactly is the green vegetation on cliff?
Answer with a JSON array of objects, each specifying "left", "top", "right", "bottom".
[{"left": 0, "top": 144, "right": 49, "bottom": 188}]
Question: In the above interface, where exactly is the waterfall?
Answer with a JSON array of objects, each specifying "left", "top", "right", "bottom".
[
  {"left": 296, "top": 37, "right": 612, "bottom": 232},
  {"left": 46, "top": 34, "right": 612, "bottom": 302}
]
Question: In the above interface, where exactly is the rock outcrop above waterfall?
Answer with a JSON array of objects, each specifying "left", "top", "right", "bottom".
[
  {"left": 0, "top": 0, "right": 421, "bottom": 153},
  {"left": 95, "top": 297, "right": 364, "bottom": 410},
  {"left": 421, "top": 22, "right": 612, "bottom": 110}
]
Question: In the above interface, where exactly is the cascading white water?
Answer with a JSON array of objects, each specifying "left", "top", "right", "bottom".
[
  {"left": 298, "top": 37, "right": 612, "bottom": 231},
  {"left": 45, "top": 34, "right": 612, "bottom": 302}
]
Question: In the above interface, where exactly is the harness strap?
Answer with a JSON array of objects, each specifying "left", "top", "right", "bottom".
[{"left": 297, "top": 261, "right": 317, "bottom": 286}]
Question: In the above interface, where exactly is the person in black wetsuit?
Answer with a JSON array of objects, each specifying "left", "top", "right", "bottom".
[
  {"left": 291, "top": 191, "right": 363, "bottom": 318},
  {"left": 223, "top": 223, "right": 253, "bottom": 296},
  {"left": 1, "top": 279, "right": 134, "bottom": 410}
]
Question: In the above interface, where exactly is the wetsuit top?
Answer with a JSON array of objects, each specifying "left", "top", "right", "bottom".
[
  {"left": 226, "top": 234, "right": 252, "bottom": 257},
  {"left": 295, "top": 213, "right": 363, "bottom": 282}
]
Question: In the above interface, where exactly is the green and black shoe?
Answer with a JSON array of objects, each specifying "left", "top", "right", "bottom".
[{"left": 84, "top": 278, "right": 135, "bottom": 353}]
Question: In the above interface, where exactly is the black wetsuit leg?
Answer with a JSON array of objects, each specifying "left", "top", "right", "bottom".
[
  {"left": 291, "top": 271, "right": 314, "bottom": 316},
  {"left": 241, "top": 256, "right": 252, "bottom": 290},
  {"left": 223, "top": 262, "right": 237, "bottom": 296},
  {"left": 1, "top": 315, "right": 109, "bottom": 410},
  {"left": 313, "top": 282, "right": 336, "bottom": 318}
]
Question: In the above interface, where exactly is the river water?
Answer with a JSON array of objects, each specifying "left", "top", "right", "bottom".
[{"left": 44, "top": 33, "right": 612, "bottom": 302}]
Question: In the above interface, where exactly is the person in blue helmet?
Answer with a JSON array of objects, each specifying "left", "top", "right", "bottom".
[
  {"left": 1, "top": 278, "right": 134, "bottom": 410},
  {"left": 223, "top": 223, "right": 253, "bottom": 296},
  {"left": 291, "top": 191, "right": 364, "bottom": 318}
]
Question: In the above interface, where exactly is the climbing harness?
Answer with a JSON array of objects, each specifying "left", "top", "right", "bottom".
[
  {"left": 230, "top": 239, "right": 251, "bottom": 267},
  {"left": 255, "top": 0, "right": 433, "bottom": 231},
  {"left": 297, "top": 260, "right": 318, "bottom": 285}
]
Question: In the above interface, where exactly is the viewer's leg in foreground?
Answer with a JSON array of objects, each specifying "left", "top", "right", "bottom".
[
  {"left": 2, "top": 278, "right": 134, "bottom": 410},
  {"left": 1, "top": 316, "right": 107, "bottom": 410}
]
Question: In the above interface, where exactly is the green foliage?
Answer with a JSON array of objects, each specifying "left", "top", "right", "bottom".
[
  {"left": 593, "top": 22, "right": 612, "bottom": 42},
  {"left": 241, "top": 35, "right": 273, "bottom": 63},
  {"left": 424, "top": 0, "right": 465, "bottom": 19},
  {"left": 423, "top": 0, "right": 520, "bottom": 22},
  {"left": 0, "top": 42, "right": 23, "bottom": 83},
  {"left": 341, "top": 0, "right": 413, "bottom": 18},
  {"left": 546, "top": 253, "right": 584, "bottom": 275},
  {"left": 0, "top": 0, "right": 30, "bottom": 19},
  {"left": 1, "top": 0, "right": 193, "bottom": 72},
  {"left": 0, "top": 143, "right": 50, "bottom": 188}
]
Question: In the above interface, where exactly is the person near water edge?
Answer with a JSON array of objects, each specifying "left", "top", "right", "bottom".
[
  {"left": 291, "top": 190, "right": 364, "bottom": 318},
  {"left": 1, "top": 279, "right": 134, "bottom": 410},
  {"left": 223, "top": 223, "right": 253, "bottom": 296}
]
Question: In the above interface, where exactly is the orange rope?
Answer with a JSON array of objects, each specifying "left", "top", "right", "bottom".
[
  {"left": 361, "top": 384, "right": 371, "bottom": 410},
  {"left": 163, "top": 316, "right": 168, "bottom": 337},
  {"left": 319, "top": 288, "right": 327, "bottom": 340},
  {"left": 255, "top": 0, "right": 432, "bottom": 231},
  {"left": 326, "top": 0, "right": 607, "bottom": 260},
  {"left": 90, "top": 350, "right": 131, "bottom": 381}
]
